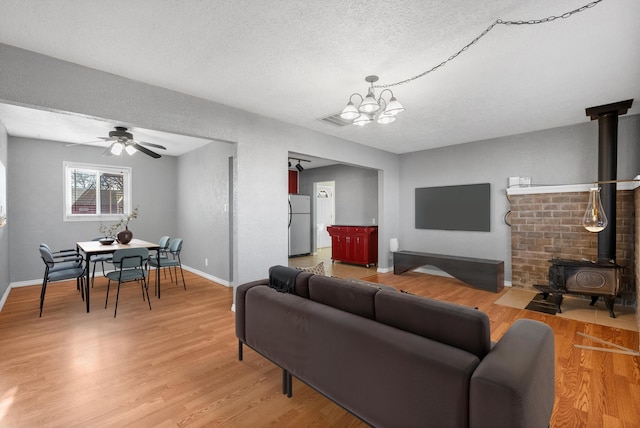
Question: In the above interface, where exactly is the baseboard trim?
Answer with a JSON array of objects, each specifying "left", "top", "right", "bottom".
[{"left": 181, "top": 265, "right": 230, "bottom": 287}]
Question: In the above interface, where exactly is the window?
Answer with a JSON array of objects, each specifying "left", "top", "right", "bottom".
[{"left": 64, "top": 162, "right": 132, "bottom": 222}]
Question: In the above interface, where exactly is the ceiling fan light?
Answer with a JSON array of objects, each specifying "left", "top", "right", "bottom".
[
  {"left": 110, "top": 142, "right": 124, "bottom": 155},
  {"left": 353, "top": 113, "right": 372, "bottom": 126},
  {"left": 340, "top": 101, "right": 360, "bottom": 120},
  {"left": 384, "top": 97, "right": 404, "bottom": 116},
  {"left": 125, "top": 144, "right": 137, "bottom": 155}
]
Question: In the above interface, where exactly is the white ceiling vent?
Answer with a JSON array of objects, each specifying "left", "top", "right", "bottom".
[{"left": 318, "top": 113, "right": 352, "bottom": 127}]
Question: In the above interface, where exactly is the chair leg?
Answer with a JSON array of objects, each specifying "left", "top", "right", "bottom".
[
  {"left": 77, "top": 276, "right": 85, "bottom": 301},
  {"left": 178, "top": 265, "right": 186, "bottom": 290},
  {"left": 142, "top": 277, "right": 152, "bottom": 310},
  {"left": 114, "top": 280, "right": 122, "bottom": 317},
  {"left": 39, "top": 278, "right": 48, "bottom": 317},
  {"left": 91, "top": 262, "right": 97, "bottom": 288},
  {"left": 105, "top": 279, "right": 111, "bottom": 309}
]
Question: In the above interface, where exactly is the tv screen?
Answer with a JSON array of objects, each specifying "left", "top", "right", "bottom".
[{"left": 415, "top": 183, "right": 490, "bottom": 231}]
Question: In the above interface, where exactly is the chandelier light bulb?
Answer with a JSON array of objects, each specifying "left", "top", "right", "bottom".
[
  {"left": 359, "top": 89, "right": 380, "bottom": 114},
  {"left": 376, "top": 111, "right": 396, "bottom": 124},
  {"left": 384, "top": 96, "right": 405, "bottom": 116},
  {"left": 340, "top": 101, "right": 360, "bottom": 120},
  {"left": 353, "top": 113, "right": 372, "bottom": 126},
  {"left": 125, "top": 144, "right": 137, "bottom": 155}
]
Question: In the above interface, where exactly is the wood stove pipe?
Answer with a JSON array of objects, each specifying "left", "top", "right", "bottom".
[{"left": 585, "top": 99, "right": 633, "bottom": 263}]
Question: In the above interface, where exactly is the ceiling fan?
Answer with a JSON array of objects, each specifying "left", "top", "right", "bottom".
[{"left": 99, "top": 126, "right": 166, "bottom": 159}]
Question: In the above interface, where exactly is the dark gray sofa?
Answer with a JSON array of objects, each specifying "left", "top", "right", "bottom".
[{"left": 236, "top": 267, "right": 555, "bottom": 428}]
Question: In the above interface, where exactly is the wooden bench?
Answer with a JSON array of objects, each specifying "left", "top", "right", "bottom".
[{"left": 393, "top": 250, "right": 504, "bottom": 292}]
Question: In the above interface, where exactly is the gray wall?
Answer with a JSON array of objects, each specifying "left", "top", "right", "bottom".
[
  {"left": 399, "top": 115, "right": 640, "bottom": 282},
  {"left": 0, "top": 120, "right": 8, "bottom": 303},
  {"left": 298, "top": 164, "right": 378, "bottom": 225},
  {"left": 0, "top": 43, "right": 401, "bottom": 310},
  {"left": 177, "top": 141, "right": 236, "bottom": 282},
  {"left": 8, "top": 137, "right": 179, "bottom": 283}
]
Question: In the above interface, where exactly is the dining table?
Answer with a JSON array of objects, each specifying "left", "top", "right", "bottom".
[{"left": 76, "top": 238, "right": 161, "bottom": 313}]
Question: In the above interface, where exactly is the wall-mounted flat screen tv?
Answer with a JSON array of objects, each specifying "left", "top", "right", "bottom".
[{"left": 415, "top": 183, "right": 490, "bottom": 231}]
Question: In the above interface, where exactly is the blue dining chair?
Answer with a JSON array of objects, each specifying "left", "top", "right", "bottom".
[{"left": 105, "top": 247, "right": 151, "bottom": 317}]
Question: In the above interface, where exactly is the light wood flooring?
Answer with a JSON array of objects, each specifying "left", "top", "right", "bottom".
[{"left": 0, "top": 258, "right": 639, "bottom": 427}]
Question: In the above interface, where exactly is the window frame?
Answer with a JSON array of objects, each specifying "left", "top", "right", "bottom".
[{"left": 63, "top": 161, "right": 133, "bottom": 222}]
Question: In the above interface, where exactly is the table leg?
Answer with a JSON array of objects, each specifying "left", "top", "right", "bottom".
[
  {"left": 156, "top": 249, "right": 161, "bottom": 298},
  {"left": 85, "top": 253, "right": 91, "bottom": 313}
]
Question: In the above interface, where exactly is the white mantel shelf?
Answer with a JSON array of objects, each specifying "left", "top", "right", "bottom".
[{"left": 507, "top": 175, "right": 640, "bottom": 196}]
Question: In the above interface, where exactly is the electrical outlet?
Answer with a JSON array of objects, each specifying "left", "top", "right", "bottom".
[{"left": 205, "top": 258, "right": 208, "bottom": 266}]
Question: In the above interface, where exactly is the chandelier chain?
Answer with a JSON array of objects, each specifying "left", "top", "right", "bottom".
[{"left": 374, "top": 0, "right": 603, "bottom": 89}]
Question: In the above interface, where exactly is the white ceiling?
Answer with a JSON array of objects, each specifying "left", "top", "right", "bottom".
[{"left": 0, "top": 0, "right": 638, "bottom": 157}]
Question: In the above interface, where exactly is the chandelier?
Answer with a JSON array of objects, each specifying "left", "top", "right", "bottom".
[
  {"left": 340, "top": 76, "right": 404, "bottom": 126},
  {"left": 338, "top": 0, "right": 603, "bottom": 128}
]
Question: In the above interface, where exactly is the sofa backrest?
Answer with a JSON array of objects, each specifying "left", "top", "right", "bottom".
[
  {"left": 375, "top": 291, "right": 492, "bottom": 359},
  {"left": 308, "top": 275, "right": 380, "bottom": 320}
]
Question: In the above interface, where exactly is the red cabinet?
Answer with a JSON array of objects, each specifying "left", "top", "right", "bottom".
[
  {"left": 288, "top": 170, "right": 298, "bottom": 194},
  {"left": 326, "top": 226, "right": 378, "bottom": 267}
]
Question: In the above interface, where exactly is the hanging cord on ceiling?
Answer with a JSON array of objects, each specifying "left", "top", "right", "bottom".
[{"left": 374, "top": 0, "right": 604, "bottom": 89}]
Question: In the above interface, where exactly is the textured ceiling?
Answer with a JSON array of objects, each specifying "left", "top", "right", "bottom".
[{"left": 0, "top": 0, "right": 638, "bottom": 155}]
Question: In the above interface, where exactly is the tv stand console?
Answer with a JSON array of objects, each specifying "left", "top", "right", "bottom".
[{"left": 393, "top": 250, "right": 504, "bottom": 293}]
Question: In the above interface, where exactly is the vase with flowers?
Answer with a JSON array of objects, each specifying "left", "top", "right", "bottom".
[{"left": 98, "top": 206, "right": 139, "bottom": 245}]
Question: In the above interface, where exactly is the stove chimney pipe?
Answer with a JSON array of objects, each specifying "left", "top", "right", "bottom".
[{"left": 585, "top": 99, "right": 633, "bottom": 262}]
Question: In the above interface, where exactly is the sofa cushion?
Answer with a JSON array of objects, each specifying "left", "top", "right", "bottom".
[
  {"left": 308, "top": 275, "right": 379, "bottom": 319},
  {"left": 293, "top": 271, "right": 314, "bottom": 298},
  {"left": 375, "top": 290, "right": 492, "bottom": 359}
]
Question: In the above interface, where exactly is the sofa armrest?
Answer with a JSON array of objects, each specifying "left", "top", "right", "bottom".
[
  {"left": 470, "top": 319, "right": 555, "bottom": 428},
  {"left": 235, "top": 279, "right": 269, "bottom": 342}
]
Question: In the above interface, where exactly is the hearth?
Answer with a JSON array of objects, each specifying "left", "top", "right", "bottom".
[{"left": 536, "top": 259, "right": 620, "bottom": 318}]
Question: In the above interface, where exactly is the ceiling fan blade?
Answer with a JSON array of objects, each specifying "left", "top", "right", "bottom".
[
  {"left": 134, "top": 139, "right": 167, "bottom": 150},
  {"left": 65, "top": 139, "right": 104, "bottom": 147},
  {"left": 131, "top": 142, "right": 161, "bottom": 158}
]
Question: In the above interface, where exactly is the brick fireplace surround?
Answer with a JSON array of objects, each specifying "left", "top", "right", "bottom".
[{"left": 508, "top": 183, "right": 638, "bottom": 327}]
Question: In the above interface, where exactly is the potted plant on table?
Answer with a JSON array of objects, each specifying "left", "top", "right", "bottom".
[{"left": 98, "top": 206, "right": 139, "bottom": 245}]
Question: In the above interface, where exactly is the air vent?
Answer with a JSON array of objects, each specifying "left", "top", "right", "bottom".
[{"left": 318, "top": 113, "right": 352, "bottom": 127}]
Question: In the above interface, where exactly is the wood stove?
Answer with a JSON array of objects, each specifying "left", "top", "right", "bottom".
[{"left": 538, "top": 259, "right": 620, "bottom": 318}]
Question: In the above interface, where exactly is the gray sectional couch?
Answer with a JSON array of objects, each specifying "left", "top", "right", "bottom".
[{"left": 235, "top": 266, "right": 555, "bottom": 428}]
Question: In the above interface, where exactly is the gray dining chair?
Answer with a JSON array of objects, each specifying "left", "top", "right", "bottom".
[
  {"left": 148, "top": 238, "right": 186, "bottom": 292},
  {"left": 90, "top": 236, "right": 113, "bottom": 288},
  {"left": 38, "top": 245, "right": 87, "bottom": 317},
  {"left": 105, "top": 247, "right": 151, "bottom": 317}
]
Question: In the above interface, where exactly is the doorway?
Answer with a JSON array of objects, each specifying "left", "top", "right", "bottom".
[{"left": 314, "top": 181, "right": 335, "bottom": 250}]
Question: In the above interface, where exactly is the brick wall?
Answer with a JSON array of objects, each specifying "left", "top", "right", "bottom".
[
  {"left": 636, "top": 187, "right": 639, "bottom": 330},
  {"left": 510, "top": 189, "right": 636, "bottom": 303}
]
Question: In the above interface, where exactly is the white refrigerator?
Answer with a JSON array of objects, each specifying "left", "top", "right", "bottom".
[{"left": 288, "top": 194, "right": 311, "bottom": 256}]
